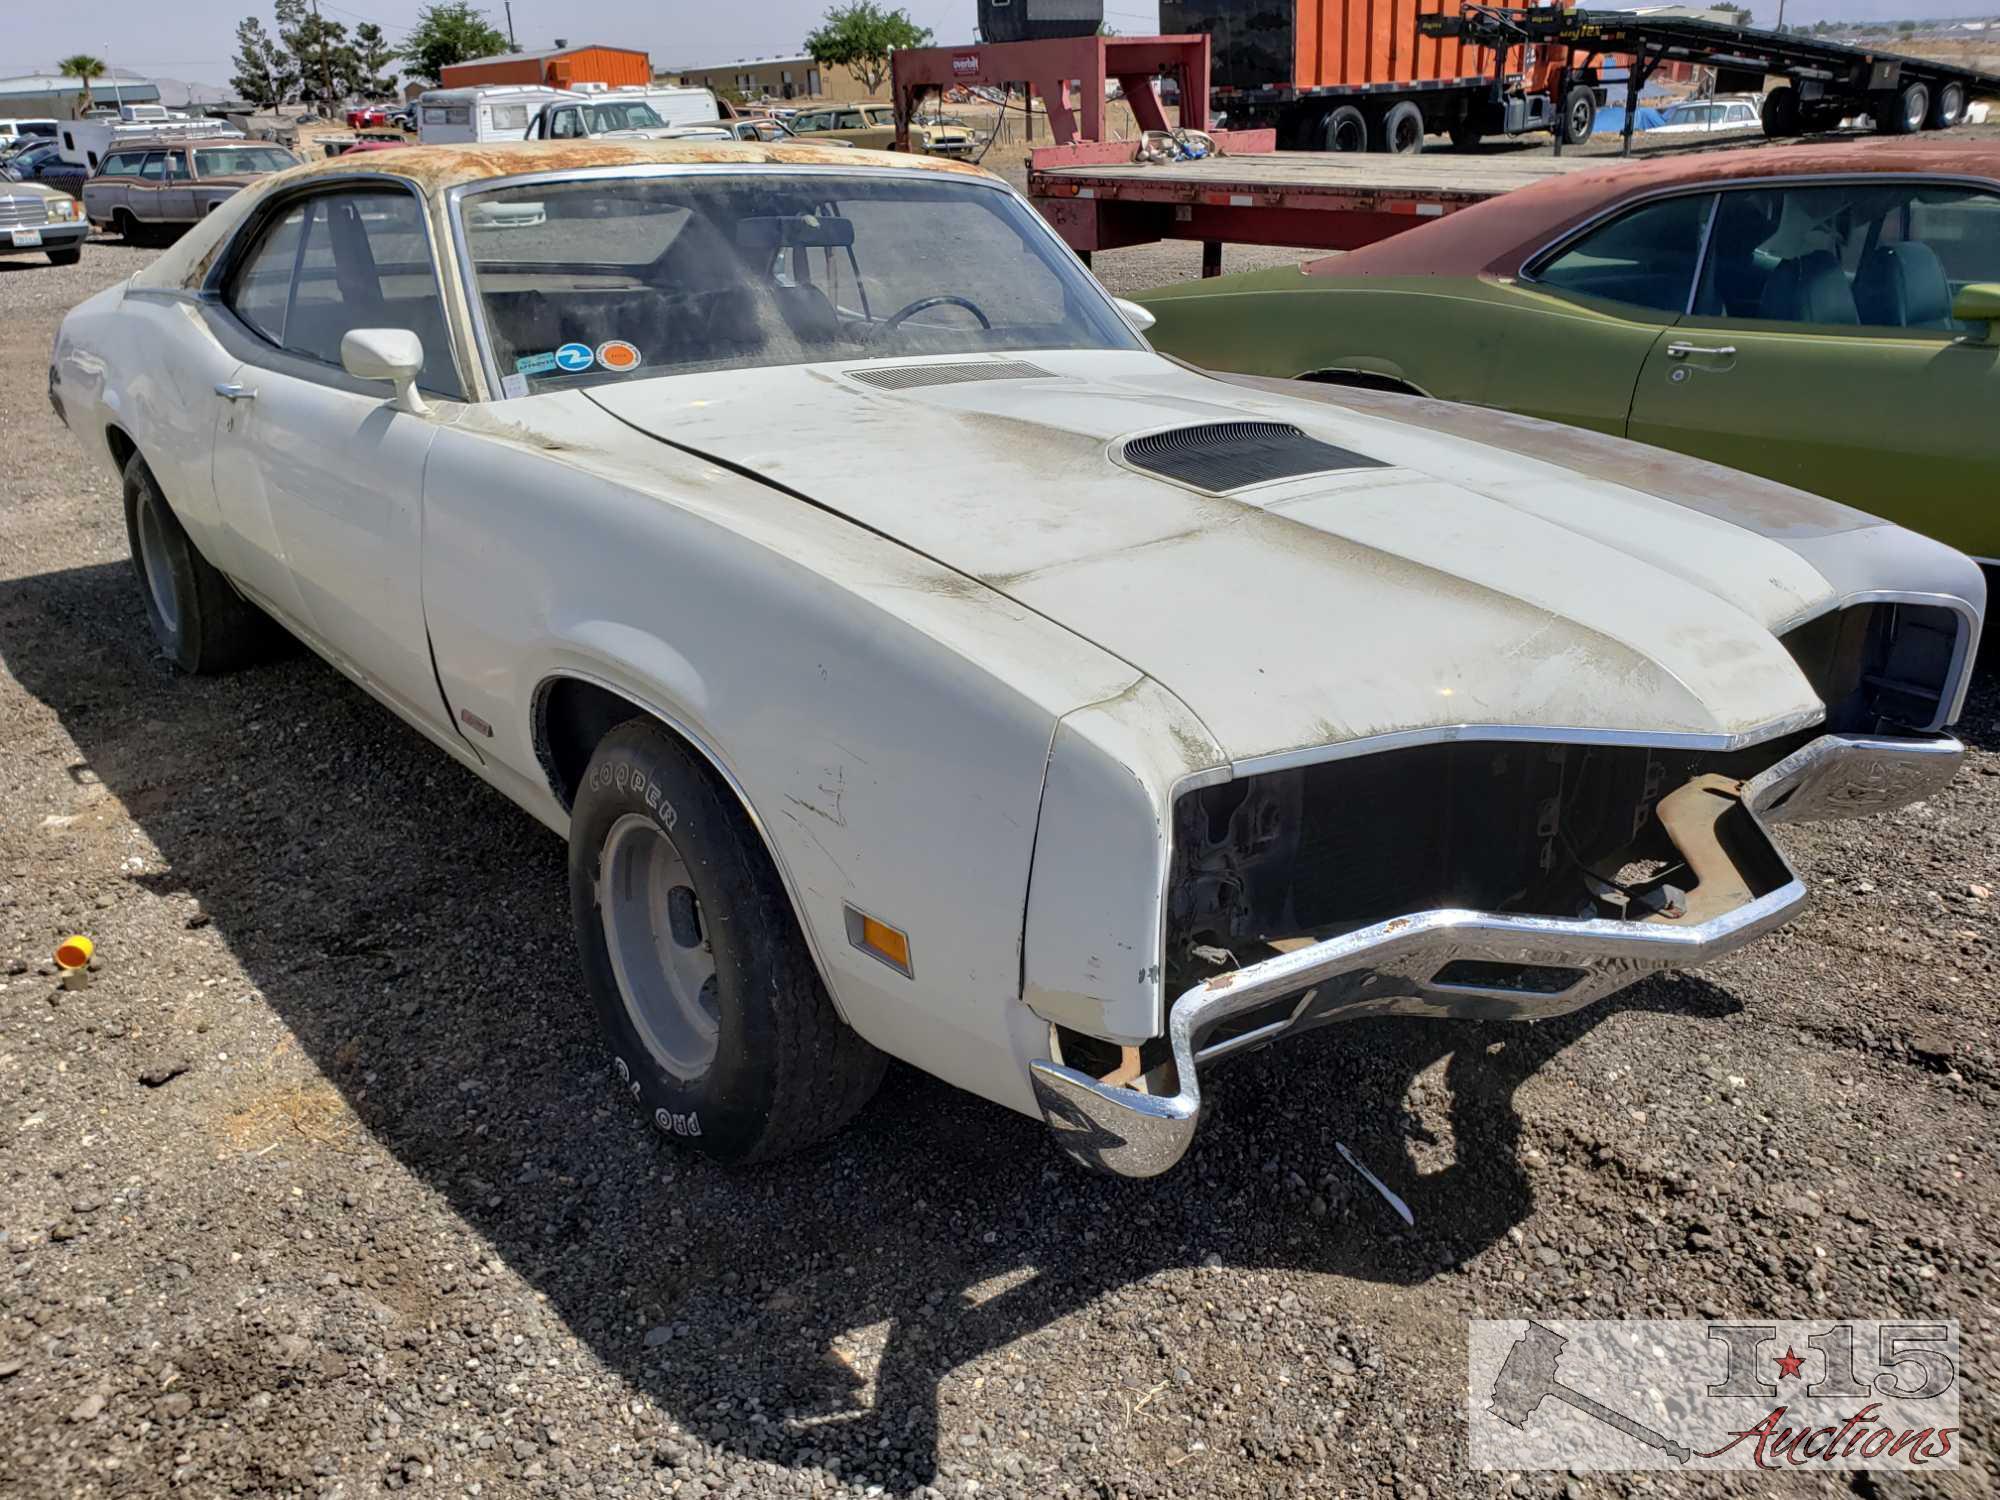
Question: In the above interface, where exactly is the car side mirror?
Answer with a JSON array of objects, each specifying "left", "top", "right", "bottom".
[
  {"left": 341, "top": 328, "right": 429, "bottom": 415},
  {"left": 1113, "top": 296, "right": 1157, "bottom": 333},
  {"left": 1951, "top": 282, "right": 2000, "bottom": 343}
]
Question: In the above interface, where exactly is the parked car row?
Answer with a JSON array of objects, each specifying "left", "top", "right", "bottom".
[{"left": 48, "top": 140, "right": 1983, "bottom": 1179}]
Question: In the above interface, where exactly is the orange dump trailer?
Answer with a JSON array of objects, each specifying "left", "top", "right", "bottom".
[{"left": 1160, "top": 0, "right": 1602, "bottom": 152}]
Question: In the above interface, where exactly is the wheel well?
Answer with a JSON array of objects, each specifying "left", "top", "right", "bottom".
[
  {"left": 536, "top": 676, "right": 655, "bottom": 811},
  {"left": 104, "top": 425, "right": 136, "bottom": 475},
  {"left": 1297, "top": 368, "right": 1429, "bottom": 398}
]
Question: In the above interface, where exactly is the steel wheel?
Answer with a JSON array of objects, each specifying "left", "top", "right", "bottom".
[
  {"left": 134, "top": 487, "right": 181, "bottom": 637},
  {"left": 599, "top": 812, "right": 720, "bottom": 1080}
]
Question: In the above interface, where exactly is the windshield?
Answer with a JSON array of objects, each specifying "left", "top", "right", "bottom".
[
  {"left": 462, "top": 172, "right": 1140, "bottom": 393},
  {"left": 586, "top": 101, "right": 664, "bottom": 132},
  {"left": 194, "top": 146, "right": 298, "bottom": 176}
]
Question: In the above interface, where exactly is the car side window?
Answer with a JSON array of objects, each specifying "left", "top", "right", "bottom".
[
  {"left": 164, "top": 152, "right": 189, "bottom": 181},
  {"left": 1531, "top": 192, "right": 1716, "bottom": 313},
  {"left": 224, "top": 189, "right": 464, "bottom": 400},
  {"left": 136, "top": 152, "right": 167, "bottom": 182},
  {"left": 550, "top": 107, "right": 582, "bottom": 140},
  {"left": 1693, "top": 181, "right": 2000, "bottom": 331}
]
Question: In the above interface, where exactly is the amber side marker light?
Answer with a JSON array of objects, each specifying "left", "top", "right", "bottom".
[{"left": 844, "top": 905, "right": 913, "bottom": 978}]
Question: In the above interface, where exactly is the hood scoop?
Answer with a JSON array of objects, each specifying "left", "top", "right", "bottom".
[
  {"left": 846, "top": 360, "right": 1053, "bottom": 391},
  {"left": 1121, "top": 420, "right": 1386, "bottom": 494}
]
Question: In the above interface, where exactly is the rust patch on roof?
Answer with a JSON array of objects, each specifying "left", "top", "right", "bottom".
[{"left": 282, "top": 139, "right": 998, "bottom": 193}]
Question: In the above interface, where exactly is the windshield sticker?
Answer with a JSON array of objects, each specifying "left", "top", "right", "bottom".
[
  {"left": 596, "top": 340, "right": 642, "bottom": 373},
  {"left": 515, "top": 352, "right": 559, "bottom": 375},
  {"left": 500, "top": 372, "right": 530, "bottom": 400},
  {"left": 554, "top": 342, "right": 595, "bottom": 374}
]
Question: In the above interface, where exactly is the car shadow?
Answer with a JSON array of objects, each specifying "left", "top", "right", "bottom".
[{"left": 1, "top": 557, "right": 1755, "bottom": 1492}]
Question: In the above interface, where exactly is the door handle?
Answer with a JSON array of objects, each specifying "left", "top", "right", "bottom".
[
  {"left": 1664, "top": 342, "right": 1737, "bottom": 359},
  {"left": 213, "top": 383, "right": 257, "bottom": 401}
]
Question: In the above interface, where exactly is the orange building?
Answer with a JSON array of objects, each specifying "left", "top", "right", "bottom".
[{"left": 440, "top": 42, "right": 651, "bottom": 90}]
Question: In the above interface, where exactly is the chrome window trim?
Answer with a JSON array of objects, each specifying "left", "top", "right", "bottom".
[
  {"left": 443, "top": 161, "right": 1142, "bottom": 401},
  {"left": 194, "top": 169, "right": 473, "bottom": 402},
  {"left": 1773, "top": 588, "right": 1982, "bottom": 731},
  {"left": 1518, "top": 170, "right": 2000, "bottom": 317}
]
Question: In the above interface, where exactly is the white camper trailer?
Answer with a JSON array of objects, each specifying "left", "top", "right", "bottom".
[
  {"left": 416, "top": 85, "right": 577, "bottom": 145},
  {"left": 57, "top": 106, "right": 244, "bottom": 171}
]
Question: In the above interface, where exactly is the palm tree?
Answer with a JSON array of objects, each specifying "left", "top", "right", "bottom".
[{"left": 56, "top": 53, "right": 107, "bottom": 116}]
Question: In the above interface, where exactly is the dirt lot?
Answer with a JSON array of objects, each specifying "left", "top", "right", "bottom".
[{"left": 0, "top": 207, "right": 1996, "bottom": 1500}]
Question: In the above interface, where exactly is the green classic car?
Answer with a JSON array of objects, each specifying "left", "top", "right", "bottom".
[{"left": 1137, "top": 139, "right": 2000, "bottom": 563}]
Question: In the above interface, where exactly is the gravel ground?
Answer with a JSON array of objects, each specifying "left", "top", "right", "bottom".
[{"left": 1, "top": 224, "right": 1996, "bottom": 1500}]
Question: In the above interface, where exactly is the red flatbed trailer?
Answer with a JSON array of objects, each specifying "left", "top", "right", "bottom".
[{"left": 1028, "top": 145, "right": 1601, "bottom": 273}]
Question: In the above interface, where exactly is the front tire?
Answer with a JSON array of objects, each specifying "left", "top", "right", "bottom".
[
  {"left": 569, "top": 720, "right": 888, "bottom": 1164},
  {"left": 122, "top": 453, "right": 286, "bottom": 673},
  {"left": 1322, "top": 104, "right": 1368, "bottom": 152},
  {"left": 1561, "top": 85, "right": 1597, "bottom": 144},
  {"left": 47, "top": 246, "right": 81, "bottom": 266}
]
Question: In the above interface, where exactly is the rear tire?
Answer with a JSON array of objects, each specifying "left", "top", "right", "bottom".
[
  {"left": 569, "top": 719, "right": 888, "bottom": 1165},
  {"left": 122, "top": 453, "right": 286, "bottom": 673},
  {"left": 1761, "top": 85, "right": 1801, "bottom": 138},
  {"left": 1561, "top": 85, "right": 1597, "bottom": 144},
  {"left": 1376, "top": 101, "right": 1425, "bottom": 153},
  {"left": 112, "top": 209, "right": 147, "bottom": 245},
  {"left": 1878, "top": 80, "right": 1929, "bottom": 134},
  {"left": 1927, "top": 80, "right": 1966, "bottom": 130},
  {"left": 1322, "top": 104, "right": 1368, "bottom": 152},
  {"left": 1448, "top": 114, "right": 1483, "bottom": 150}
]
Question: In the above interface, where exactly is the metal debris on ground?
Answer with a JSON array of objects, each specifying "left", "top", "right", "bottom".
[{"left": 1337, "top": 1141, "right": 1414, "bottom": 1226}]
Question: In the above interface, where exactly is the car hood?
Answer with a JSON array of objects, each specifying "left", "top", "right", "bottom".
[{"left": 584, "top": 349, "right": 1835, "bottom": 762}]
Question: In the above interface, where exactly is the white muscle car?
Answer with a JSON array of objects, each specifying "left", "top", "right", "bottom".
[{"left": 52, "top": 142, "right": 1985, "bottom": 1177}]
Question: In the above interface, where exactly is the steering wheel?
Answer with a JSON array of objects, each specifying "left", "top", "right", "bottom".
[{"left": 877, "top": 294, "right": 992, "bottom": 337}]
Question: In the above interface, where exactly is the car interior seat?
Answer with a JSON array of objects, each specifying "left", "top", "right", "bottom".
[
  {"left": 1757, "top": 249, "right": 1859, "bottom": 325},
  {"left": 1853, "top": 241, "right": 1954, "bottom": 329}
]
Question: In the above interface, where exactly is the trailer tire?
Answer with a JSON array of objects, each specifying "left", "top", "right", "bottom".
[
  {"left": 1376, "top": 101, "right": 1425, "bottom": 153},
  {"left": 1561, "top": 85, "right": 1597, "bottom": 143},
  {"left": 1927, "top": 80, "right": 1965, "bottom": 129},
  {"left": 1449, "top": 115, "right": 1483, "bottom": 150},
  {"left": 1322, "top": 105, "right": 1368, "bottom": 152},
  {"left": 1760, "top": 85, "right": 1801, "bottom": 137},
  {"left": 1878, "top": 80, "right": 1928, "bottom": 134}
]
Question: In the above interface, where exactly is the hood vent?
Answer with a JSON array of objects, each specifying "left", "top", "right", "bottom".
[
  {"left": 846, "top": 360, "right": 1052, "bottom": 391},
  {"left": 1122, "top": 421, "right": 1386, "bottom": 494}
]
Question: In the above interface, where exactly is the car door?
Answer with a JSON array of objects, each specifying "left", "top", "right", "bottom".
[
  {"left": 155, "top": 150, "right": 197, "bottom": 222},
  {"left": 1628, "top": 178, "right": 2000, "bottom": 559},
  {"left": 1478, "top": 190, "right": 1717, "bottom": 434},
  {"left": 205, "top": 182, "right": 469, "bottom": 732},
  {"left": 128, "top": 151, "right": 167, "bottom": 221}
]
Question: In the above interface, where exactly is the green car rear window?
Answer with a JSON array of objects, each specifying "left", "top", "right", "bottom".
[{"left": 1531, "top": 192, "right": 1716, "bottom": 314}]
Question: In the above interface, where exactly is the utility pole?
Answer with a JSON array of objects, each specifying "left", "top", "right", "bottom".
[{"left": 505, "top": 1, "right": 517, "bottom": 48}]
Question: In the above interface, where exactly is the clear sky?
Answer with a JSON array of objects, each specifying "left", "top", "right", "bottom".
[
  {"left": 6, "top": 0, "right": 1163, "bottom": 86},
  {"left": 5, "top": 0, "right": 1987, "bottom": 88}
]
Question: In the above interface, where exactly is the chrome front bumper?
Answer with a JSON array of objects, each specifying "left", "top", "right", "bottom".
[{"left": 1031, "top": 732, "right": 1963, "bottom": 1178}]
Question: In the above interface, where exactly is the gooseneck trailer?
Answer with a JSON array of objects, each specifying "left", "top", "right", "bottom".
[{"left": 1429, "top": 6, "right": 2000, "bottom": 153}]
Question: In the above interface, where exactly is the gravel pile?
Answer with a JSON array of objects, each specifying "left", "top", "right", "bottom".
[{"left": 0, "top": 232, "right": 1994, "bottom": 1499}]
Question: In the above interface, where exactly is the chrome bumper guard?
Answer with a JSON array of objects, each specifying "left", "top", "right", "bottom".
[{"left": 1032, "top": 732, "right": 1963, "bottom": 1177}]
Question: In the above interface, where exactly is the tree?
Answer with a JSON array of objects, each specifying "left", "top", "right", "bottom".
[
  {"left": 55, "top": 53, "right": 106, "bottom": 116},
  {"left": 401, "top": 2, "right": 509, "bottom": 86},
  {"left": 231, "top": 17, "right": 300, "bottom": 108},
  {"left": 803, "top": 2, "right": 932, "bottom": 96},
  {"left": 353, "top": 22, "right": 400, "bottom": 95}
]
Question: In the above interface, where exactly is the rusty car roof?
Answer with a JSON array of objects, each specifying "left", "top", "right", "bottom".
[
  {"left": 1308, "top": 138, "right": 2000, "bottom": 282},
  {"left": 280, "top": 138, "right": 996, "bottom": 192}
]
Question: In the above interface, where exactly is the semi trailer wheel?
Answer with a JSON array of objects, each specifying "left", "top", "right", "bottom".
[
  {"left": 1760, "top": 85, "right": 1801, "bottom": 137},
  {"left": 1377, "top": 101, "right": 1425, "bottom": 153},
  {"left": 1928, "top": 81, "right": 1966, "bottom": 129},
  {"left": 1879, "top": 79, "right": 1929, "bottom": 134},
  {"left": 1322, "top": 105, "right": 1368, "bottom": 152}
]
